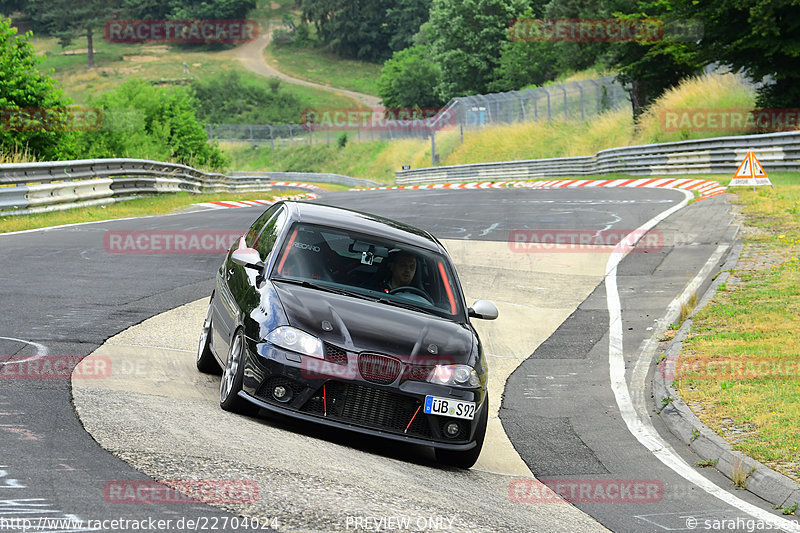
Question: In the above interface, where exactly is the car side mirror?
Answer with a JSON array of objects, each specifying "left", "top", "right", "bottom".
[
  {"left": 468, "top": 300, "right": 498, "bottom": 320},
  {"left": 231, "top": 237, "right": 264, "bottom": 270}
]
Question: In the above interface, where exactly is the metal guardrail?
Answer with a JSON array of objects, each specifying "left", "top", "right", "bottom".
[
  {"left": 396, "top": 130, "right": 800, "bottom": 184},
  {"left": 0, "top": 158, "right": 378, "bottom": 216},
  {"left": 228, "top": 171, "right": 379, "bottom": 189}
]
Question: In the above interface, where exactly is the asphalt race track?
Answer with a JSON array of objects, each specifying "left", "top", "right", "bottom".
[{"left": 2, "top": 187, "right": 798, "bottom": 533}]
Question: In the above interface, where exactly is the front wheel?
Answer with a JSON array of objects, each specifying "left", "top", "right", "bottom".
[
  {"left": 219, "top": 329, "right": 256, "bottom": 415},
  {"left": 435, "top": 396, "right": 488, "bottom": 469},
  {"left": 197, "top": 302, "right": 220, "bottom": 374}
]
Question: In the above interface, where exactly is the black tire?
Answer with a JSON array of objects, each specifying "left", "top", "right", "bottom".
[
  {"left": 435, "top": 396, "right": 488, "bottom": 469},
  {"left": 219, "top": 329, "right": 256, "bottom": 415},
  {"left": 196, "top": 302, "right": 221, "bottom": 374}
]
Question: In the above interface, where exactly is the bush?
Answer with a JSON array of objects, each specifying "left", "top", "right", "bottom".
[
  {"left": 75, "top": 79, "right": 227, "bottom": 170},
  {"left": 378, "top": 46, "right": 443, "bottom": 109},
  {"left": 192, "top": 70, "right": 303, "bottom": 125},
  {"left": 271, "top": 28, "right": 293, "bottom": 46}
]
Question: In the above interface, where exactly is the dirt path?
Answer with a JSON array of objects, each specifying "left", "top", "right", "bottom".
[{"left": 230, "top": 22, "right": 382, "bottom": 109}]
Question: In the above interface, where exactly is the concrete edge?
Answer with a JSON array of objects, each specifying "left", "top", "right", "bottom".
[{"left": 653, "top": 237, "right": 800, "bottom": 512}]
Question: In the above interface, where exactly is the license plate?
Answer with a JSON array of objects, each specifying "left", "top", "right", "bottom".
[{"left": 423, "top": 396, "right": 475, "bottom": 420}]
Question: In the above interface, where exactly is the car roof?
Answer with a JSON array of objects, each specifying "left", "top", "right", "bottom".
[{"left": 281, "top": 201, "right": 444, "bottom": 253}]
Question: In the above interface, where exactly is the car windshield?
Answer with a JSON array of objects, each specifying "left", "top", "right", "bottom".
[{"left": 270, "top": 223, "right": 464, "bottom": 320}]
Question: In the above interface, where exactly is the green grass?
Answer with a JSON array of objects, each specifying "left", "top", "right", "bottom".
[
  {"left": 222, "top": 141, "right": 395, "bottom": 183},
  {"left": 676, "top": 180, "right": 800, "bottom": 482},
  {"left": 263, "top": 44, "right": 382, "bottom": 97},
  {"left": 30, "top": 34, "right": 357, "bottom": 111},
  {"left": 0, "top": 187, "right": 342, "bottom": 233}
]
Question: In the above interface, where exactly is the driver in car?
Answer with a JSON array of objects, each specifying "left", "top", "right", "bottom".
[{"left": 383, "top": 250, "right": 418, "bottom": 292}]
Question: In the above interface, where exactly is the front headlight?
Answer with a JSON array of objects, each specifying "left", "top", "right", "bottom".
[
  {"left": 266, "top": 326, "right": 324, "bottom": 359},
  {"left": 429, "top": 364, "right": 481, "bottom": 388}
]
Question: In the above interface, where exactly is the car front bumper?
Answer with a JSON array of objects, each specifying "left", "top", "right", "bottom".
[{"left": 238, "top": 337, "right": 487, "bottom": 451}]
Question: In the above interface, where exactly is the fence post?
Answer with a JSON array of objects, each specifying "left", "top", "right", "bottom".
[
  {"left": 588, "top": 79, "right": 601, "bottom": 115},
  {"left": 541, "top": 87, "right": 552, "bottom": 121},
  {"left": 269, "top": 125, "right": 274, "bottom": 150},
  {"left": 431, "top": 129, "right": 437, "bottom": 166},
  {"left": 557, "top": 83, "right": 568, "bottom": 120},
  {"left": 576, "top": 81, "right": 585, "bottom": 121}
]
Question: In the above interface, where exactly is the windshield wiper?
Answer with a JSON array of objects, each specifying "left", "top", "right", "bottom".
[
  {"left": 271, "top": 277, "right": 371, "bottom": 299},
  {"left": 271, "top": 277, "right": 348, "bottom": 295},
  {"left": 375, "top": 297, "right": 438, "bottom": 316}
]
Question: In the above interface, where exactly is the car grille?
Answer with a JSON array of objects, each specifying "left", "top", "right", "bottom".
[
  {"left": 324, "top": 342, "right": 348, "bottom": 366},
  {"left": 358, "top": 353, "right": 401, "bottom": 384},
  {"left": 300, "top": 382, "right": 432, "bottom": 438}
]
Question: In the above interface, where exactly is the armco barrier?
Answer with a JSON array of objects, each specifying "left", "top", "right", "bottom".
[
  {"left": 0, "top": 159, "right": 379, "bottom": 216},
  {"left": 396, "top": 130, "right": 800, "bottom": 184}
]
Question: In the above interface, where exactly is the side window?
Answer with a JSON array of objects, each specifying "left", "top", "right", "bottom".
[
  {"left": 245, "top": 204, "right": 280, "bottom": 247},
  {"left": 254, "top": 208, "right": 288, "bottom": 258}
]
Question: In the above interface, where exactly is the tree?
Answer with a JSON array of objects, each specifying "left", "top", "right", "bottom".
[
  {"left": 378, "top": 45, "right": 444, "bottom": 108},
  {"left": 167, "top": 0, "right": 257, "bottom": 20},
  {"left": 385, "top": 0, "right": 432, "bottom": 52},
  {"left": 301, "top": 0, "right": 395, "bottom": 62},
  {"left": 26, "top": 0, "right": 123, "bottom": 69},
  {"left": 428, "top": 0, "right": 529, "bottom": 100},
  {"left": 681, "top": 0, "right": 800, "bottom": 108},
  {"left": 604, "top": 2, "right": 702, "bottom": 119},
  {"left": 0, "top": 17, "right": 75, "bottom": 160}
]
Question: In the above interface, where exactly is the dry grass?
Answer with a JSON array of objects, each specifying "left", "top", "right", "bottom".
[
  {"left": 0, "top": 148, "right": 37, "bottom": 164},
  {"left": 635, "top": 73, "right": 756, "bottom": 143}
]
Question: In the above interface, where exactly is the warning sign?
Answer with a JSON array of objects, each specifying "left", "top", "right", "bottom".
[{"left": 729, "top": 151, "right": 772, "bottom": 187}]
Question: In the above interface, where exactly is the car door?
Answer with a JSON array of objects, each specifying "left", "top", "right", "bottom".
[{"left": 212, "top": 204, "right": 284, "bottom": 357}]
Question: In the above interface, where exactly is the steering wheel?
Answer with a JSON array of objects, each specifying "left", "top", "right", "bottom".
[{"left": 388, "top": 286, "right": 434, "bottom": 304}]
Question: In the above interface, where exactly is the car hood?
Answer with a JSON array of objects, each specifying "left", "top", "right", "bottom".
[{"left": 273, "top": 283, "right": 474, "bottom": 365}]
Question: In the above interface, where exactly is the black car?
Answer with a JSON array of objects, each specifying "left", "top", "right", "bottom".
[{"left": 197, "top": 201, "right": 498, "bottom": 468}]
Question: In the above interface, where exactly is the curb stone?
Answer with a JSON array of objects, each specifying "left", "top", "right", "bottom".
[{"left": 654, "top": 240, "right": 800, "bottom": 512}]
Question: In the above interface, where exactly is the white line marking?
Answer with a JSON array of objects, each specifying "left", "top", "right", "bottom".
[
  {"left": 0, "top": 337, "right": 48, "bottom": 367},
  {"left": 605, "top": 192, "right": 800, "bottom": 532}
]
